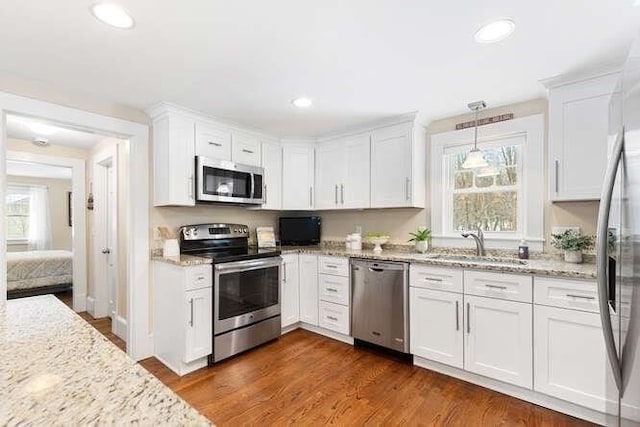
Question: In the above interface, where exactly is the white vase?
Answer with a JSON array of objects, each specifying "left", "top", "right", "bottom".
[
  {"left": 564, "top": 250, "right": 583, "bottom": 264},
  {"left": 415, "top": 240, "right": 428, "bottom": 254}
]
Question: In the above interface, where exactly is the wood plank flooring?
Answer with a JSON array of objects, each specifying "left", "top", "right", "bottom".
[{"left": 53, "top": 290, "right": 593, "bottom": 426}]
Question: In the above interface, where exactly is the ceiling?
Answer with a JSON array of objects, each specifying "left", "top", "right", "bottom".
[
  {"left": 6, "top": 115, "right": 106, "bottom": 148},
  {"left": 0, "top": 1, "right": 638, "bottom": 137},
  {"left": 7, "top": 160, "right": 72, "bottom": 180}
]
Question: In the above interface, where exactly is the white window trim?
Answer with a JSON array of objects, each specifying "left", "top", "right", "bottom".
[{"left": 430, "top": 114, "right": 545, "bottom": 251}]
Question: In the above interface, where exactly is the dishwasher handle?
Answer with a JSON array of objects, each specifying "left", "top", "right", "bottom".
[
  {"left": 351, "top": 259, "right": 408, "bottom": 272},
  {"left": 368, "top": 267, "right": 385, "bottom": 273}
]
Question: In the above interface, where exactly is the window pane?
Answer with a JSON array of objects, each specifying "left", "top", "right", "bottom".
[
  {"left": 7, "top": 216, "right": 29, "bottom": 239},
  {"left": 453, "top": 191, "right": 518, "bottom": 232},
  {"left": 454, "top": 171, "right": 473, "bottom": 189},
  {"left": 475, "top": 174, "right": 494, "bottom": 188},
  {"left": 496, "top": 166, "right": 517, "bottom": 186},
  {"left": 6, "top": 187, "right": 31, "bottom": 239}
]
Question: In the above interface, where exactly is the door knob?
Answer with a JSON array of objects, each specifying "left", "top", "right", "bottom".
[{"left": 101, "top": 248, "right": 111, "bottom": 254}]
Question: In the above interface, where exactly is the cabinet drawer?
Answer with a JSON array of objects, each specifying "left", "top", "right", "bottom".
[
  {"left": 319, "top": 274, "right": 349, "bottom": 306},
  {"left": 464, "top": 270, "right": 532, "bottom": 303},
  {"left": 318, "top": 301, "right": 350, "bottom": 335},
  {"left": 410, "top": 265, "right": 463, "bottom": 293},
  {"left": 534, "top": 277, "right": 598, "bottom": 313},
  {"left": 185, "top": 266, "right": 212, "bottom": 291},
  {"left": 195, "top": 122, "right": 232, "bottom": 160},
  {"left": 231, "top": 133, "right": 261, "bottom": 166},
  {"left": 318, "top": 256, "right": 349, "bottom": 277}
]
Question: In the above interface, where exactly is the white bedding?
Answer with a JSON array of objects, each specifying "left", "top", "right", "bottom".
[{"left": 7, "top": 250, "right": 73, "bottom": 291}]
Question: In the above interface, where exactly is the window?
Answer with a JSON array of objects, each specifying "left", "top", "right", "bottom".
[{"left": 6, "top": 185, "right": 31, "bottom": 241}]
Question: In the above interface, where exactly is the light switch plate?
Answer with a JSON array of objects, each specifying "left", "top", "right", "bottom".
[{"left": 551, "top": 226, "right": 580, "bottom": 234}]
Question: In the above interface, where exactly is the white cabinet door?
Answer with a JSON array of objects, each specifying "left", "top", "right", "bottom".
[
  {"left": 343, "top": 134, "right": 371, "bottom": 209},
  {"left": 534, "top": 305, "right": 615, "bottom": 412},
  {"left": 261, "top": 141, "right": 282, "bottom": 210},
  {"left": 231, "top": 132, "right": 261, "bottom": 166},
  {"left": 195, "top": 121, "right": 232, "bottom": 160},
  {"left": 282, "top": 145, "right": 315, "bottom": 210},
  {"left": 464, "top": 295, "right": 533, "bottom": 388},
  {"left": 281, "top": 254, "right": 300, "bottom": 328},
  {"left": 549, "top": 73, "right": 619, "bottom": 201},
  {"left": 298, "top": 254, "right": 319, "bottom": 325},
  {"left": 184, "top": 287, "right": 212, "bottom": 363},
  {"left": 315, "top": 141, "right": 346, "bottom": 209},
  {"left": 371, "top": 123, "right": 412, "bottom": 208},
  {"left": 410, "top": 288, "right": 463, "bottom": 369}
]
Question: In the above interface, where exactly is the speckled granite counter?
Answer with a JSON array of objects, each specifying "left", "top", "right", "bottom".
[
  {"left": 1, "top": 295, "right": 210, "bottom": 426},
  {"left": 152, "top": 253, "right": 213, "bottom": 266}
]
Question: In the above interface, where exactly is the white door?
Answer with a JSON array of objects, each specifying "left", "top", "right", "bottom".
[
  {"left": 533, "top": 305, "right": 616, "bottom": 412},
  {"left": 298, "top": 254, "right": 318, "bottom": 325},
  {"left": 464, "top": 295, "right": 533, "bottom": 388},
  {"left": 261, "top": 141, "right": 282, "bottom": 210},
  {"left": 315, "top": 141, "right": 345, "bottom": 209},
  {"left": 343, "top": 134, "right": 371, "bottom": 209},
  {"left": 281, "top": 254, "right": 300, "bottom": 328},
  {"left": 371, "top": 123, "right": 412, "bottom": 208},
  {"left": 106, "top": 165, "right": 118, "bottom": 322},
  {"left": 410, "top": 287, "right": 463, "bottom": 369},
  {"left": 184, "top": 287, "right": 213, "bottom": 363},
  {"left": 282, "top": 145, "right": 314, "bottom": 210}
]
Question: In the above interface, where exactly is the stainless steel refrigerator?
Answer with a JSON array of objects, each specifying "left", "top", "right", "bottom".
[{"left": 599, "top": 33, "right": 640, "bottom": 427}]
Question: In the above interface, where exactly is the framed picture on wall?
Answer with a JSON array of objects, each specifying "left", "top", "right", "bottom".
[{"left": 68, "top": 192, "right": 73, "bottom": 227}]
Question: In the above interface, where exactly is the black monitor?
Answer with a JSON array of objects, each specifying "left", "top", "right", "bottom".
[{"left": 279, "top": 216, "right": 321, "bottom": 246}]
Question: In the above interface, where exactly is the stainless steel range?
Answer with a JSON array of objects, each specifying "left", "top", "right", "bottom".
[{"left": 179, "top": 223, "right": 282, "bottom": 363}]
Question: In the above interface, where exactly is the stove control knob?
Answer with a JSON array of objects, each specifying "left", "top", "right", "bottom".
[
  {"left": 192, "top": 228, "right": 198, "bottom": 237},
  {"left": 243, "top": 227, "right": 248, "bottom": 233}
]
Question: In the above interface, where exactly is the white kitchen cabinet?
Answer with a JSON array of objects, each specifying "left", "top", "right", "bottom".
[
  {"left": 260, "top": 140, "right": 282, "bottom": 210},
  {"left": 534, "top": 304, "right": 615, "bottom": 412},
  {"left": 464, "top": 270, "right": 532, "bottom": 303},
  {"left": 319, "top": 274, "right": 350, "bottom": 306},
  {"left": 153, "top": 262, "right": 212, "bottom": 376},
  {"left": 282, "top": 144, "right": 315, "bottom": 210},
  {"left": 548, "top": 72, "right": 619, "bottom": 201},
  {"left": 195, "top": 121, "right": 232, "bottom": 160},
  {"left": 464, "top": 294, "right": 533, "bottom": 388},
  {"left": 231, "top": 132, "right": 261, "bottom": 166},
  {"left": 152, "top": 113, "right": 196, "bottom": 206},
  {"left": 299, "top": 254, "right": 319, "bottom": 325},
  {"left": 315, "top": 141, "right": 346, "bottom": 209},
  {"left": 410, "top": 287, "right": 463, "bottom": 369},
  {"left": 371, "top": 122, "right": 425, "bottom": 208},
  {"left": 318, "top": 301, "right": 350, "bottom": 335},
  {"left": 281, "top": 254, "right": 300, "bottom": 328}
]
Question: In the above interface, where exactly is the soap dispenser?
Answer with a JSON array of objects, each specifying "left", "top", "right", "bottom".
[{"left": 518, "top": 239, "right": 529, "bottom": 259}]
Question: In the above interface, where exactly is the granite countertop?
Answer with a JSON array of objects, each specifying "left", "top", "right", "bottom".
[
  {"left": 152, "top": 253, "right": 213, "bottom": 266},
  {"left": 1, "top": 295, "right": 210, "bottom": 426}
]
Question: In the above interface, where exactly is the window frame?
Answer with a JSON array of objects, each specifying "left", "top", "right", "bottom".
[
  {"left": 430, "top": 114, "right": 545, "bottom": 251},
  {"left": 6, "top": 184, "right": 32, "bottom": 244}
]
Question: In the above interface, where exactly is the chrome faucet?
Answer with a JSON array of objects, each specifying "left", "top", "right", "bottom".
[{"left": 461, "top": 227, "right": 485, "bottom": 257}]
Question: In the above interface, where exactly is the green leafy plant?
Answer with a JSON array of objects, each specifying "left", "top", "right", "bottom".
[
  {"left": 551, "top": 230, "right": 594, "bottom": 252},
  {"left": 408, "top": 228, "right": 432, "bottom": 242}
]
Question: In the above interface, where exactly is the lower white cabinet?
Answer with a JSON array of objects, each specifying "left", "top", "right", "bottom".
[
  {"left": 534, "top": 304, "right": 615, "bottom": 412},
  {"left": 281, "top": 254, "right": 300, "bottom": 328},
  {"left": 410, "top": 287, "right": 463, "bottom": 369},
  {"left": 464, "top": 294, "right": 533, "bottom": 388},
  {"left": 184, "top": 287, "right": 213, "bottom": 363},
  {"left": 319, "top": 301, "right": 350, "bottom": 335},
  {"left": 299, "top": 254, "right": 319, "bottom": 325}
]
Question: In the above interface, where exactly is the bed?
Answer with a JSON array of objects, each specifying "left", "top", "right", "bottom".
[{"left": 7, "top": 250, "right": 73, "bottom": 299}]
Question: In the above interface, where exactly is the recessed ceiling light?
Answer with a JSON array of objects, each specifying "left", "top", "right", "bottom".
[
  {"left": 292, "top": 97, "right": 313, "bottom": 108},
  {"left": 474, "top": 19, "right": 515, "bottom": 43},
  {"left": 29, "top": 122, "right": 58, "bottom": 136},
  {"left": 90, "top": 3, "right": 135, "bottom": 29}
]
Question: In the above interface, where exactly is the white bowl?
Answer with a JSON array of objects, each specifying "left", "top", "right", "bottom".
[{"left": 368, "top": 236, "right": 390, "bottom": 252}]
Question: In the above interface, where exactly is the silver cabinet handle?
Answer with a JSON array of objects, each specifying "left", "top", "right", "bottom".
[
  {"left": 455, "top": 300, "right": 459, "bottom": 331},
  {"left": 327, "top": 315, "right": 338, "bottom": 321},
  {"left": 326, "top": 288, "right": 338, "bottom": 292},
  {"left": 567, "top": 293, "right": 596, "bottom": 301},
  {"left": 405, "top": 177, "right": 410, "bottom": 201},
  {"left": 485, "top": 284, "right": 507, "bottom": 290},
  {"left": 340, "top": 184, "right": 344, "bottom": 204},
  {"left": 101, "top": 248, "right": 110, "bottom": 254},
  {"left": 208, "top": 141, "right": 222, "bottom": 147},
  {"left": 309, "top": 187, "right": 313, "bottom": 207},
  {"left": 264, "top": 185, "right": 268, "bottom": 204},
  {"left": 335, "top": 184, "right": 339, "bottom": 205},
  {"left": 189, "top": 298, "right": 194, "bottom": 327},
  {"left": 325, "top": 264, "right": 338, "bottom": 269},
  {"left": 596, "top": 127, "right": 624, "bottom": 391},
  {"left": 189, "top": 174, "right": 194, "bottom": 200},
  {"left": 466, "top": 302, "right": 471, "bottom": 334},
  {"left": 196, "top": 274, "right": 205, "bottom": 281},
  {"left": 242, "top": 148, "right": 254, "bottom": 154},
  {"left": 424, "top": 277, "right": 443, "bottom": 282},
  {"left": 554, "top": 159, "right": 560, "bottom": 194},
  {"left": 283, "top": 263, "right": 287, "bottom": 283}
]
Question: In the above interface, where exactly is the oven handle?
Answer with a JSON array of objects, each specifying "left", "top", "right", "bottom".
[{"left": 215, "top": 257, "right": 282, "bottom": 274}]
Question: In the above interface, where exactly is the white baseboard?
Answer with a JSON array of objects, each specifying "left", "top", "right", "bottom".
[
  {"left": 114, "top": 315, "right": 127, "bottom": 342},
  {"left": 300, "top": 323, "right": 354, "bottom": 345},
  {"left": 73, "top": 293, "right": 87, "bottom": 312},
  {"left": 130, "top": 333, "right": 154, "bottom": 361},
  {"left": 86, "top": 296, "right": 96, "bottom": 316}
]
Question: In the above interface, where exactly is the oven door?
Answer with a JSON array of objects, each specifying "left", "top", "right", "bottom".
[
  {"left": 196, "top": 156, "right": 264, "bottom": 204},
  {"left": 214, "top": 257, "right": 281, "bottom": 334}
]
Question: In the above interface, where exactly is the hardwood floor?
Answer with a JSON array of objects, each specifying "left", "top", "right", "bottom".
[{"left": 52, "top": 291, "right": 592, "bottom": 426}]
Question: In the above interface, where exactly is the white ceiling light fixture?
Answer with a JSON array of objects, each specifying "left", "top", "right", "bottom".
[
  {"left": 474, "top": 19, "right": 516, "bottom": 43},
  {"left": 90, "top": 3, "right": 135, "bottom": 29},
  {"left": 29, "top": 122, "right": 58, "bottom": 136},
  {"left": 292, "top": 97, "right": 313, "bottom": 108},
  {"left": 462, "top": 100, "right": 489, "bottom": 169}
]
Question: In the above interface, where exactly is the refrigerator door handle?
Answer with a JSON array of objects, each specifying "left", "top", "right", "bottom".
[{"left": 596, "top": 127, "right": 624, "bottom": 392}]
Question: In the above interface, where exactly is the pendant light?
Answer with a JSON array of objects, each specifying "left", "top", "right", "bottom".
[{"left": 462, "top": 100, "right": 489, "bottom": 169}]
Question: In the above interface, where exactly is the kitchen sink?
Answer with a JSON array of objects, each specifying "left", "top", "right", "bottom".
[{"left": 416, "top": 254, "right": 528, "bottom": 266}]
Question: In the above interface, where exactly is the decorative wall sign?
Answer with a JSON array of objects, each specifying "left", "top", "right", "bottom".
[{"left": 456, "top": 113, "right": 514, "bottom": 130}]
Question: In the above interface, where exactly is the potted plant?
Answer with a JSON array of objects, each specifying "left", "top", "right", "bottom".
[
  {"left": 409, "top": 227, "right": 432, "bottom": 253},
  {"left": 551, "top": 230, "right": 594, "bottom": 264}
]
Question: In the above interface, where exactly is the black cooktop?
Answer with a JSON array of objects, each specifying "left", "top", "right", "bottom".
[{"left": 187, "top": 247, "right": 281, "bottom": 264}]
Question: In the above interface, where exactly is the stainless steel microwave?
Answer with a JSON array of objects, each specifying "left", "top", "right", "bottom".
[{"left": 196, "top": 156, "right": 264, "bottom": 205}]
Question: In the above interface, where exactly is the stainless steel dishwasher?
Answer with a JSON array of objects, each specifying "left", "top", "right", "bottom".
[{"left": 350, "top": 259, "right": 409, "bottom": 353}]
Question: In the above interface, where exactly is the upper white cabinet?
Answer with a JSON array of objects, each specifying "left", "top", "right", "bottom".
[
  {"left": 547, "top": 72, "right": 619, "bottom": 201},
  {"left": 260, "top": 141, "right": 282, "bottom": 210},
  {"left": 232, "top": 132, "right": 261, "bottom": 166},
  {"left": 195, "top": 121, "right": 232, "bottom": 160},
  {"left": 282, "top": 143, "right": 315, "bottom": 210},
  {"left": 152, "top": 113, "right": 196, "bottom": 206},
  {"left": 371, "top": 122, "right": 425, "bottom": 208}
]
